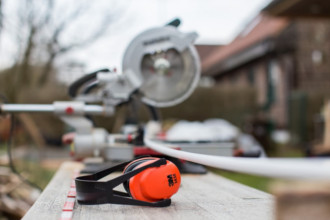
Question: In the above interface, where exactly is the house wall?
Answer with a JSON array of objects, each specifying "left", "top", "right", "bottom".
[
  {"left": 268, "top": 57, "right": 289, "bottom": 127},
  {"left": 254, "top": 64, "right": 267, "bottom": 106},
  {"left": 215, "top": 56, "right": 289, "bottom": 127},
  {"left": 212, "top": 19, "right": 330, "bottom": 128},
  {"left": 217, "top": 70, "right": 249, "bottom": 88},
  {"left": 295, "top": 19, "right": 330, "bottom": 91}
]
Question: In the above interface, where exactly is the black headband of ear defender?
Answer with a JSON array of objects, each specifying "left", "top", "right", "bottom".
[{"left": 75, "top": 158, "right": 171, "bottom": 207}]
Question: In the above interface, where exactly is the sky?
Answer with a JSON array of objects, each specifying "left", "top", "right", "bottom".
[
  {"left": 70, "top": 0, "right": 271, "bottom": 73},
  {"left": 0, "top": 0, "right": 271, "bottom": 78}
]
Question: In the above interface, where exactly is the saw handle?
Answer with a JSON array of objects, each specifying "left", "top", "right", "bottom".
[
  {"left": 68, "top": 68, "right": 110, "bottom": 97},
  {"left": 166, "top": 18, "right": 181, "bottom": 27}
]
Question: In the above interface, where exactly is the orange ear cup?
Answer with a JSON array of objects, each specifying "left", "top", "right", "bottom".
[{"left": 123, "top": 157, "right": 181, "bottom": 202}]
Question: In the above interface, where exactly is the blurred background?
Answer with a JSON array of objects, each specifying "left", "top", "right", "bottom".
[{"left": 1, "top": 0, "right": 330, "bottom": 218}]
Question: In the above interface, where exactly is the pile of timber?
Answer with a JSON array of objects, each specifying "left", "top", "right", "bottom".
[{"left": 0, "top": 166, "right": 40, "bottom": 219}]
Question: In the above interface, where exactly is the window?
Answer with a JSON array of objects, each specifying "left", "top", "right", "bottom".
[
  {"left": 247, "top": 67, "right": 255, "bottom": 85},
  {"left": 264, "top": 60, "right": 280, "bottom": 110}
]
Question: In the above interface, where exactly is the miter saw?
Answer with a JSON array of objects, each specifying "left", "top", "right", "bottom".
[{"left": 0, "top": 19, "right": 201, "bottom": 162}]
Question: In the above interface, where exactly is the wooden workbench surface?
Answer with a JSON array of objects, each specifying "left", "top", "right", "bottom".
[{"left": 23, "top": 162, "right": 274, "bottom": 220}]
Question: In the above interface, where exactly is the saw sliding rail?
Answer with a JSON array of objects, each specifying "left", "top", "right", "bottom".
[{"left": 0, "top": 104, "right": 106, "bottom": 115}]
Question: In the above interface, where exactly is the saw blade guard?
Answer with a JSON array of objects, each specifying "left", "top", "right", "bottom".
[{"left": 122, "top": 26, "right": 201, "bottom": 108}]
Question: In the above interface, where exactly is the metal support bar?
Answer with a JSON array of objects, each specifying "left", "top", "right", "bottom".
[{"left": 0, "top": 103, "right": 106, "bottom": 115}]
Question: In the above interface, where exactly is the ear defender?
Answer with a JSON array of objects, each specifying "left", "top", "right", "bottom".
[
  {"left": 75, "top": 157, "right": 181, "bottom": 207},
  {"left": 123, "top": 157, "right": 181, "bottom": 202}
]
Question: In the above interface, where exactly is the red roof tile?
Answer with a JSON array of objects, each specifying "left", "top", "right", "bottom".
[
  {"left": 203, "top": 14, "right": 289, "bottom": 75},
  {"left": 195, "top": 44, "right": 222, "bottom": 72}
]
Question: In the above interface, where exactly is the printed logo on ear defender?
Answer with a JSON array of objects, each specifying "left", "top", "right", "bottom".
[{"left": 167, "top": 174, "right": 178, "bottom": 187}]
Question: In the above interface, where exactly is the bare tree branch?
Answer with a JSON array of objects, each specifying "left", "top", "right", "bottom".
[
  {"left": 36, "top": 0, "right": 54, "bottom": 28},
  {"left": 38, "top": 2, "right": 117, "bottom": 85},
  {"left": 3, "top": 0, "right": 122, "bottom": 89},
  {"left": 0, "top": 0, "right": 3, "bottom": 33}
]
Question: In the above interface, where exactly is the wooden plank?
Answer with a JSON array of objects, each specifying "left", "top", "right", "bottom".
[
  {"left": 22, "top": 162, "right": 84, "bottom": 220},
  {"left": 324, "top": 100, "right": 330, "bottom": 147},
  {"left": 24, "top": 162, "right": 274, "bottom": 220},
  {"left": 274, "top": 181, "right": 330, "bottom": 220},
  {"left": 313, "top": 100, "right": 330, "bottom": 155}
]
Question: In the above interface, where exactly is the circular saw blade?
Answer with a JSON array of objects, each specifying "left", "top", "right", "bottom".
[
  {"left": 140, "top": 48, "right": 196, "bottom": 106},
  {"left": 122, "top": 26, "right": 200, "bottom": 107}
]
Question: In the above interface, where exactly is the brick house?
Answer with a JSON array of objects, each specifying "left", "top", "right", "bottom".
[
  {"left": 195, "top": 44, "right": 222, "bottom": 72},
  {"left": 202, "top": 11, "right": 330, "bottom": 128}
]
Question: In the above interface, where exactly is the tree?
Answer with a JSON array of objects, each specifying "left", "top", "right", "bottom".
[
  {"left": 0, "top": 0, "right": 3, "bottom": 33},
  {"left": 1, "top": 0, "right": 122, "bottom": 100}
]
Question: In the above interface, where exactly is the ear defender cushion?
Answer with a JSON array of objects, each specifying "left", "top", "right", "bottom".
[{"left": 123, "top": 157, "right": 181, "bottom": 202}]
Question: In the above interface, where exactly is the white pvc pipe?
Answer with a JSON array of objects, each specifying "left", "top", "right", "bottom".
[{"left": 145, "top": 138, "right": 330, "bottom": 180}]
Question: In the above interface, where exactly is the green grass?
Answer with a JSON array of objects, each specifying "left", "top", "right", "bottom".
[
  {"left": 0, "top": 144, "right": 7, "bottom": 154},
  {"left": 12, "top": 160, "right": 56, "bottom": 189},
  {"left": 1, "top": 143, "right": 55, "bottom": 189},
  {"left": 0, "top": 163, "right": 55, "bottom": 190},
  {"left": 268, "top": 144, "right": 305, "bottom": 158},
  {"left": 0, "top": 155, "right": 55, "bottom": 190},
  {"left": 209, "top": 146, "right": 306, "bottom": 193},
  {"left": 209, "top": 168, "right": 274, "bottom": 193}
]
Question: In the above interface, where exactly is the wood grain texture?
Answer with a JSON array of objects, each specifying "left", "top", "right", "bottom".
[
  {"left": 24, "top": 162, "right": 274, "bottom": 220},
  {"left": 22, "top": 162, "right": 84, "bottom": 220},
  {"left": 274, "top": 181, "right": 330, "bottom": 220},
  {"left": 324, "top": 101, "right": 330, "bottom": 147}
]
